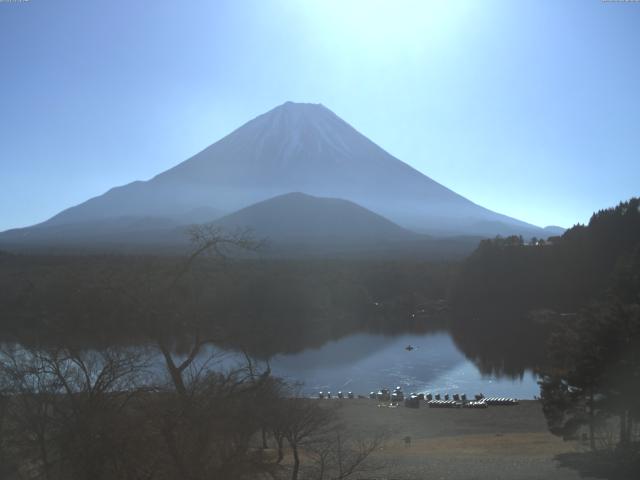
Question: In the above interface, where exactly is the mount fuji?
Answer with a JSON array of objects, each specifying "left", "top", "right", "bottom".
[{"left": 0, "top": 102, "right": 550, "bottom": 251}]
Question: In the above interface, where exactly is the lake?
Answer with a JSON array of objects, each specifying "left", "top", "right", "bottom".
[
  {"left": 210, "top": 331, "right": 540, "bottom": 399},
  {"left": 4, "top": 330, "right": 541, "bottom": 399}
]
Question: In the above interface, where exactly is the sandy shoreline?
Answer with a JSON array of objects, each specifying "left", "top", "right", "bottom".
[{"left": 323, "top": 399, "right": 595, "bottom": 479}]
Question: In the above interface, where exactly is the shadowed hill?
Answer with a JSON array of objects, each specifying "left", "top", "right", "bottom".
[
  {"left": 214, "top": 192, "right": 414, "bottom": 243},
  {"left": 210, "top": 192, "right": 482, "bottom": 258}
]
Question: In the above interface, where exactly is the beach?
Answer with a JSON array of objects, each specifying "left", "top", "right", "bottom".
[{"left": 323, "top": 399, "right": 593, "bottom": 479}]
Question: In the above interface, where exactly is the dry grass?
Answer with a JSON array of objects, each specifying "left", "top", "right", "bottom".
[
  {"left": 380, "top": 432, "right": 576, "bottom": 457},
  {"left": 314, "top": 399, "right": 594, "bottom": 479}
]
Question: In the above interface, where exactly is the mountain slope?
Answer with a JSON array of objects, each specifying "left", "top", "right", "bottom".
[{"left": 4, "top": 101, "right": 546, "bottom": 241}]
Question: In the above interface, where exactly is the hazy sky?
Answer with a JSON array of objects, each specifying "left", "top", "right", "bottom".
[{"left": 1, "top": 0, "right": 638, "bottom": 231}]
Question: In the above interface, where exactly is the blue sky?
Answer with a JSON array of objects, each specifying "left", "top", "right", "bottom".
[{"left": 1, "top": 0, "right": 638, "bottom": 231}]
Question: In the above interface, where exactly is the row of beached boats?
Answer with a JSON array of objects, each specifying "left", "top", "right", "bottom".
[
  {"left": 317, "top": 391, "right": 355, "bottom": 399},
  {"left": 317, "top": 387, "right": 519, "bottom": 409},
  {"left": 481, "top": 397, "right": 520, "bottom": 406},
  {"left": 426, "top": 397, "right": 519, "bottom": 408}
]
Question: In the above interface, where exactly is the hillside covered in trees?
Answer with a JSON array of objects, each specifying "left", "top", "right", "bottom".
[
  {"left": 451, "top": 198, "right": 640, "bottom": 475},
  {"left": 449, "top": 198, "right": 640, "bottom": 374},
  {"left": 452, "top": 197, "right": 640, "bottom": 315}
]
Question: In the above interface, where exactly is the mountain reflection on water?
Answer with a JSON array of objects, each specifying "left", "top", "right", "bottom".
[{"left": 206, "top": 331, "right": 540, "bottom": 399}]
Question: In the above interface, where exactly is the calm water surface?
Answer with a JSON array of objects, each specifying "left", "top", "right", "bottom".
[
  {"left": 214, "top": 331, "right": 540, "bottom": 399},
  {"left": 6, "top": 331, "right": 540, "bottom": 399}
]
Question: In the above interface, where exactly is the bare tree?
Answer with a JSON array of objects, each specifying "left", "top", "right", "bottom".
[
  {"left": 145, "top": 224, "right": 263, "bottom": 396},
  {"left": 150, "top": 356, "right": 277, "bottom": 480},
  {"left": 0, "top": 385, "right": 8, "bottom": 478},
  {"left": 146, "top": 225, "right": 279, "bottom": 478},
  {"left": 0, "top": 346, "right": 149, "bottom": 480},
  {"left": 282, "top": 398, "right": 335, "bottom": 480},
  {"left": 0, "top": 346, "right": 62, "bottom": 480},
  {"left": 306, "top": 427, "right": 387, "bottom": 480},
  {"left": 45, "top": 347, "right": 149, "bottom": 480}
]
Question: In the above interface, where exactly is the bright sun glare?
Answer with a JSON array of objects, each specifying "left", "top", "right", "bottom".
[{"left": 298, "top": 0, "right": 475, "bottom": 57}]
